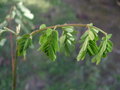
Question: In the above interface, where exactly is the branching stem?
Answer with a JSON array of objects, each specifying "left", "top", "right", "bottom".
[
  {"left": 30, "top": 24, "right": 107, "bottom": 36},
  {"left": 30, "top": 24, "right": 87, "bottom": 35}
]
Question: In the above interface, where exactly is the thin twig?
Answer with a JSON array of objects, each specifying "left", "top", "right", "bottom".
[
  {"left": 30, "top": 24, "right": 87, "bottom": 35},
  {"left": 30, "top": 24, "right": 107, "bottom": 36}
]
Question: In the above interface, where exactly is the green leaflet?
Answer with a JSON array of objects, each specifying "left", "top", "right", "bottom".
[
  {"left": 106, "top": 40, "right": 113, "bottom": 52},
  {"left": 77, "top": 50, "right": 86, "bottom": 61},
  {"left": 51, "top": 30, "right": 59, "bottom": 52},
  {"left": 46, "top": 29, "right": 52, "bottom": 36},
  {"left": 60, "top": 26, "right": 75, "bottom": 55},
  {"left": 77, "top": 37, "right": 89, "bottom": 61},
  {"left": 91, "top": 55, "right": 101, "bottom": 65},
  {"left": 39, "top": 29, "right": 53, "bottom": 45},
  {"left": 82, "top": 37, "right": 89, "bottom": 51},
  {"left": 80, "top": 31, "right": 88, "bottom": 43},
  {"left": 17, "top": 34, "right": 32, "bottom": 58},
  {"left": 39, "top": 33, "right": 47, "bottom": 45},
  {"left": 106, "top": 34, "right": 112, "bottom": 39},
  {"left": 90, "top": 26, "right": 99, "bottom": 33},
  {"left": 102, "top": 40, "right": 113, "bottom": 58},
  {"left": 59, "top": 35, "right": 66, "bottom": 45},
  {"left": 87, "top": 40, "right": 99, "bottom": 56},
  {"left": 87, "top": 45, "right": 95, "bottom": 56},
  {"left": 39, "top": 24, "right": 46, "bottom": 29},
  {"left": 39, "top": 29, "right": 59, "bottom": 61},
  {"left": 62, "top": 26, "right": 74, "bottom": 32},
  {"left": 90, "top": 27, "right": 99, "bottom": 41},
  {"left": 88, "top": 30, "right": 95, "bottom": 40}
]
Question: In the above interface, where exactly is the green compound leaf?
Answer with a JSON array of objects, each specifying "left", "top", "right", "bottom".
[
  {"left": 77, "top": 27, "right": 99, "bottom": 61},
  {"left": 60, "top": 26, "right": 76, "bottom": 55},
  {"left": 91, "top": 34, "right": 113, "bottom": 65},
  {"left": 77, "top": 25, "right": 113, "bottom": 64},
  {"left": 17, "top": 34, "right": 32, "bottom": 58},
  {"left": 15, "top": 24, "right": 113, "bottom": 64},
  {"left": 39, "top": 29, "right": 59, "bottom": 61}
]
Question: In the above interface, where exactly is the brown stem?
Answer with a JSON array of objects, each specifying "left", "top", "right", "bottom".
[
  {"left": 30, "top": 24, "right": 87, "bottom": 35},
  {"left": 12, "top": 40, "right": 17, "bottom": 90},
  {"left": 5, "top": 6, "right": 17, "bottom": 90},
  {"left": 9, "top": 33, "right": 14, "bottom": 73}
]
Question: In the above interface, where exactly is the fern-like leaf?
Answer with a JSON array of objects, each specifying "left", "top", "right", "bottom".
[
  {"left": 60, "top": 26, "right": 75, "bottom": 55},
  {"left": 39, "top": 29, "right": 59, "bottom": 61},
  {"left": 17, "top": 34, "right": 32, "bottom": 58}
]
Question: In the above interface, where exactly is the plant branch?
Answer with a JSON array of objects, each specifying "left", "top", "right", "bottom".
[
  {"left": 30, "top": 24, "right": 107, "bottom": 36},
  {"left": 30, "top": 24, "right": 87, "bottom": 35}
]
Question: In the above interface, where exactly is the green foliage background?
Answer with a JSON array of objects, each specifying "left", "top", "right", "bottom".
[{"left": 0, "top": 0, "right": 119, "bottom": 90}]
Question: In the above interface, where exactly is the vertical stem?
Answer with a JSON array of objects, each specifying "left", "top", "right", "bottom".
[
  {"left": 10, "top": 33, "right": 14, "bottom": 77},
  {"left": 12, "top": 39, "right": 17, "bottom": 90},
  {"left": 6, "top": 6, "right": 17, "bottom": 90}
]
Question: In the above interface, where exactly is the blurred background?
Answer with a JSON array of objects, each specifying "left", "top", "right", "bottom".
[{"left": 0, "top": 0, "right": 120, "bottom": 90}]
